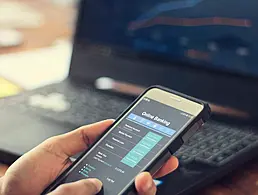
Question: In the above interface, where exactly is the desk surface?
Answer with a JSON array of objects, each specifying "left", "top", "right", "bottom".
[{"left": 0, "top": 0, "right": 257, "bottom": 195}]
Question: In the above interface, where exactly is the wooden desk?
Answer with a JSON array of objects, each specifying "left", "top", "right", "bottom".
[{"left": 0, "top": 0, "right": 257, "bottom": 195}]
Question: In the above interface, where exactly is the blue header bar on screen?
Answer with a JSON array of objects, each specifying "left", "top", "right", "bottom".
[{"left": 127, "top": 113, "right": 176, "bottom": 137}]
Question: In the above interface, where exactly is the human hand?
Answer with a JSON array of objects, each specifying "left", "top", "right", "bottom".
[{"left": 0, "top": 120, "right": 178, "bottom": 195}]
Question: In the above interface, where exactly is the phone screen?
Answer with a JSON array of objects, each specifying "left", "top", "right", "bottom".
[{"left": 61, "top": 94, "right": 199, "bottom": 194}]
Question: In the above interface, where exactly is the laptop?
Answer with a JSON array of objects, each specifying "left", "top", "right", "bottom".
[{"left": 1, "top": 0, "right": 258, "bottom": 194}]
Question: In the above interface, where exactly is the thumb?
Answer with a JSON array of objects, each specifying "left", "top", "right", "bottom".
[{"left": 48, "top": 178, "right": 102, "bottom": 195}]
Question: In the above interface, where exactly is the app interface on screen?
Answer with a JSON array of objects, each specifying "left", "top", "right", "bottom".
[{"left": 63, "top": 98, "right": 193, "bottom": 194}]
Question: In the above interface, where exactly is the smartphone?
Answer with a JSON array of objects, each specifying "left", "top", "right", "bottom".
[{"left": 43, "top": 86, "right": 211, "bottom": 195}]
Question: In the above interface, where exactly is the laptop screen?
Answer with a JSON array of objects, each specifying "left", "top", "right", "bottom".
[
  {"left": 75, "top": 0, "right": 258, "bottom": 76},
  {"left": 70, "top": 0, "right": 258, "bottom": 118}
]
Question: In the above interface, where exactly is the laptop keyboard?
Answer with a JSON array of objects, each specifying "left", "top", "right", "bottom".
[
  {"left": 13, "top": 83, "right": 130, "bottom": 125},
  {"left": 4, "top": 82, "right": 258, "bottom": 167},
  {"left": 175, "top": 123, "right": 258, "bottom": 166}
]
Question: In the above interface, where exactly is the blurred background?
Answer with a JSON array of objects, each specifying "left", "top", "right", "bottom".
[{"left": 0, "top": 0, "right": 78, "bottom": 98}]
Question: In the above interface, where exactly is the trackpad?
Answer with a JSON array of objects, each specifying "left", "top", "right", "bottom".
[{"left": 0, "top": 110, "right": 76, "bottom": 155}]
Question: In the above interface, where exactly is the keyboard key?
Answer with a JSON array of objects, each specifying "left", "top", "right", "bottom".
[
  {"left": 208, "top": 139, "right": 217, "bottom": 144},
  {"left": 199, "top": 144, "right": 208, "bottom": 150},
  {"left": 177, "top": 153, "right": 193, "bottom": 164},
  {"left": 198, "top": 152, "right": 212, "bottom": 159},
  {"left": 214, "top": 155, "right": 225, "bottom": 163},
  {"left": 180, "top": 155, "right": 189, "bottom": 160},
  {"left": 216, "top": 135, "right": 225, "bottom": 140},
  {"left": 189, "top": 149, "right": 199, "bottom": 155},
  {"left": 246, "top": 135, "right": 258, "bottom": 142},
  {"left": 211, "top": 148, "right": 220, "bottom": 153},
  {"left": 248, "top": 136, "right": 257, "bottom": 142},
  {"left": 219, "top": 143, "right": 228, "bottom": 148},
  {"left": 229, "top": 138, "right": 237, "bottom": 143},
  {"left": 223, "top": 149, "right": 234, "bottom": 157},
  {"left": 207, "top": 132, "right": 215, "bottom": 137},
  {"left": 196, "top": 136, "right": 204, "bottom": 141},
  {"left": 185, "top": 141, "right": 196, "bottom": 146}
]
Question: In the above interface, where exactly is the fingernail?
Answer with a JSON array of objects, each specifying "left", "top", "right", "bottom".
[{"left": 88, "top": 178, "right": 103, "bottom": 192}]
